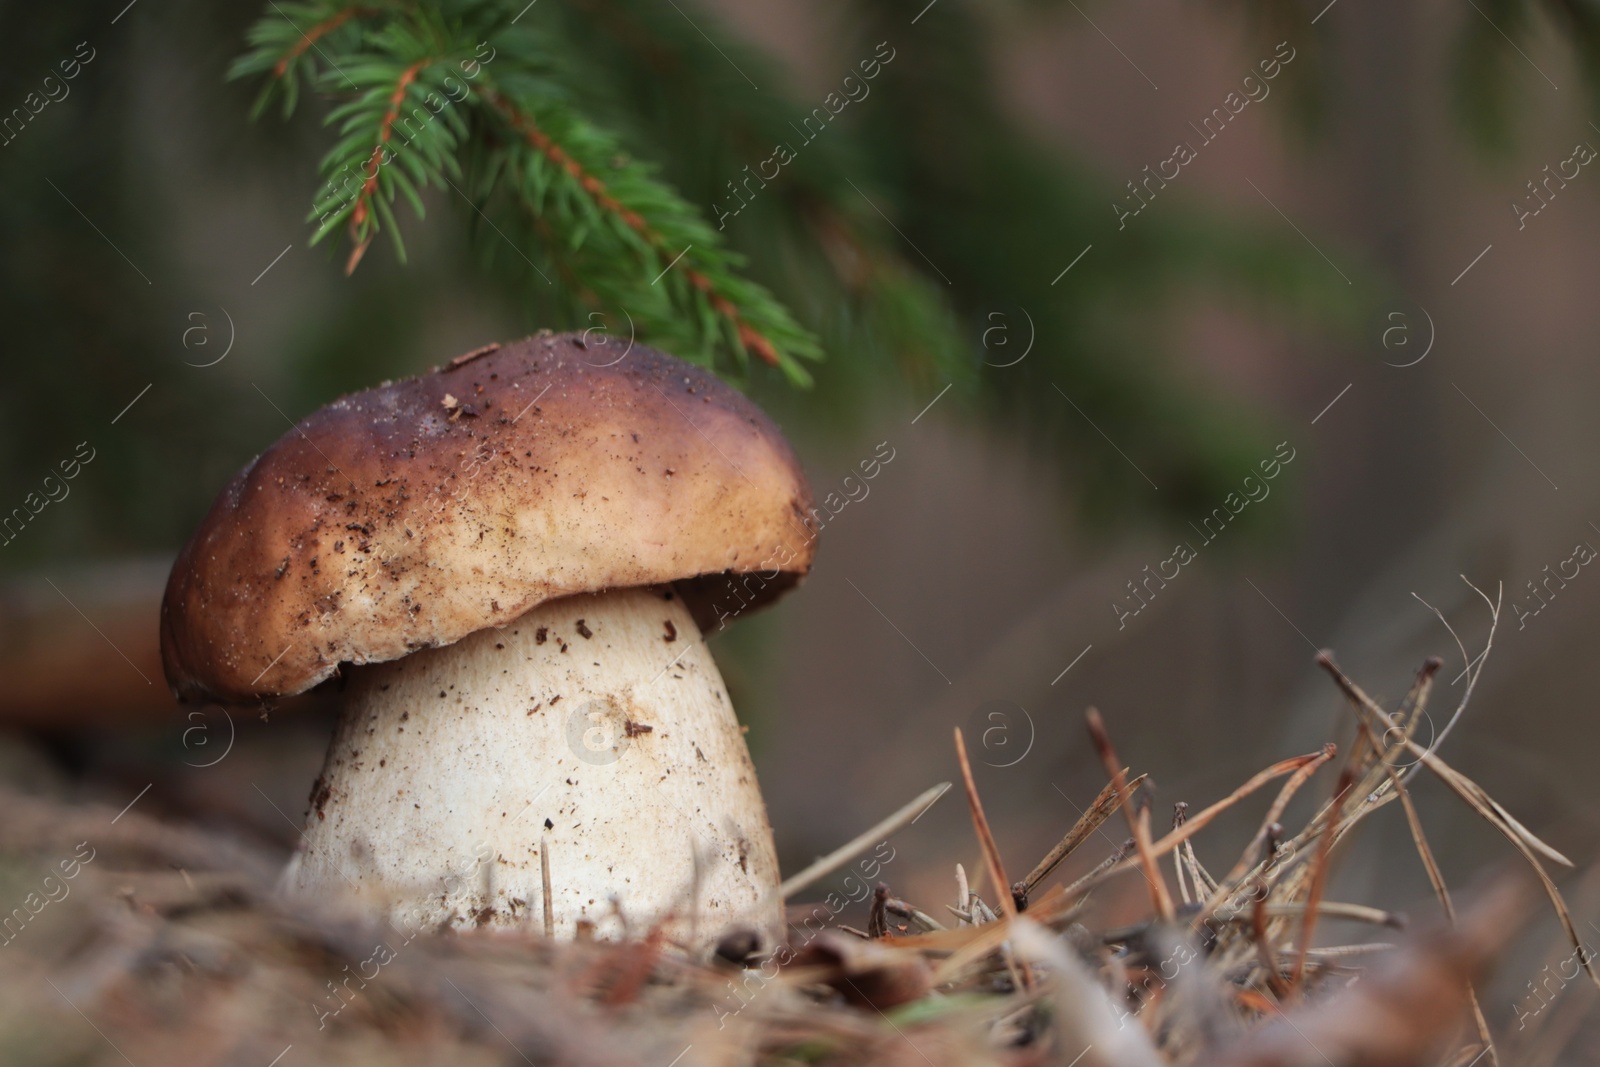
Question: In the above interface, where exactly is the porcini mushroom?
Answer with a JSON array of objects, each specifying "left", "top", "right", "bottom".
[{"left": 160, "top": 333, "right": 816, "bottom": 943}]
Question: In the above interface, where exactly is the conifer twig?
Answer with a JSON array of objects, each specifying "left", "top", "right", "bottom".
[
  {"left": 485, "top": 90, "right": 785, "bottom": 369},
  {"left": 346, "top": 58, "right": 433, "bottom": 272},
  {"left": 272, "top": 5, "right": 372, "bottom": 78},
  {"left": 232, "top": 5, "right": 824, "bottom": 382}
]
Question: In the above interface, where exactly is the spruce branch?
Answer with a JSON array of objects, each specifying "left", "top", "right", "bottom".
[
  {"left": 273, "top": 6, "right": 374, "bottom": 78},
  {"left": 343, "top": 57, "right": 436, "bottom": 272},
  {"left": 483, "top": 89, "right": 807, "bottom": 380},
  {"left": 230, "top": 1, "right": 372, "bottom": 118},
  {"left": 230, "top": 1, "right": 823, "bottom": 385},
  {"left": 546, "top": 0, "right": 970, "bottom": 387}
]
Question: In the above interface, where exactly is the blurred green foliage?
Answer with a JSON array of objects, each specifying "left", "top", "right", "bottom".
[
  {"left": 12, "top": 0, "right": 1523, "bottom": 574},
  {"left": 1451, "top": 0, "right": 1600, "bottom": 155}
]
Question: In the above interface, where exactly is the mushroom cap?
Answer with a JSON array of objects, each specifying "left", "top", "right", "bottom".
[{"left": 160, "top": 333, "right": 817, "bottom": 703}]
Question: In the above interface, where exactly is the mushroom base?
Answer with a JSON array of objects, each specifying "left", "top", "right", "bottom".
[{"left": 285, "top": 586, "right": 782, "bottom": 945}]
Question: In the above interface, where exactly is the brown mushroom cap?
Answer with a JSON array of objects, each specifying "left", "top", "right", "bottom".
[{"left": 160, "top": 333, "right": 817, "bottom": 703}]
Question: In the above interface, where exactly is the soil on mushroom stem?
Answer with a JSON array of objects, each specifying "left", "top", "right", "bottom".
[{"left": 0, "top": 649, "right": 1579, "bottom": 1066}]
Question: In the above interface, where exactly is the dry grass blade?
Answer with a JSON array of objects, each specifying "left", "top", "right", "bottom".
[
  {"left": 884, "top": 896, "right": 944, "bottom": 933},
  {"left": 541, "top": 833, "right": 554, "bottom": 938},
  {"left": 1259, "top": 744, "right": 1337, "bottom": 832},
  {"left": 1303, "top": 942, "right": 1396, "bottom": 958},
  {"left": 1174, "top": 804, "right": 1192, "bottom": 905},
  {"left": 1183, "top": 837, "right": 1218, "bottom": 898},
  {"left": 1442, "top": 1045, "right": 1493, "bottom": 1067},
  {"left": 1087, "top": 746, "right": 1332, "bottom": 929},
  {"left": 1249, "top": 881, "right": 1287, "bottom": 999},
  {"left": 1061, "top": 745, "right": 1333, "bottom": 915},
  {"left": 1472, "top": 789, "right": 1572, "bottom": 867},
  {"left": 889, "top": 919, "right": 994, "bottom": 954},
  {"left": 953, "top": 728, "right": 1033, "bottom": 992},
  {"left": 1380, "top": 750, "right": 1497, "bottom": 1064},
  {"left": 776, "top": 781, "right": 951, "bottom": 900},
  {"left": 1172, "top": 802, "right": 1221, "bottom": 904},
  {"left": 954, "top": 729, "right": 1015, "bottom": 922},
  {"left": 1086, "top": 707, "right": 1175, "bottom": 922},
  {"left": 1214, "top": 744, "right": 1337, "bottom": 891},
  {"left": 1023, "top": 771, "right": 1147, "bottom": 894},
  {"left": 1288, "top": 764, "right": 1354, "bottom": 998},
  {"left": 1317, "top": 652, "right": 1600, "bottom": 995},
  {"left": 1253, "top": 901, "right": 1404, "bottom": 927},
  {"left": 1063, "top": 838, "right": 1135, "bottom": 899},
  {"left": 898, "top": 887, "right": 1072, "bottom": 957},
  {"left": 1318, "top": 654, "right": 1571, "bottom": 866},
  {"left": 1161, "top": 749, "right": 1331, "bottom": 861},
  {"left": 1020, "top": 883, "right": 1079, "bottom": 925},
  {"left": 1402, "top": 578, "right": 1503, "bottom": 784},
  {"left": 1379, "top": 739, "right": 1453, "bottom": 927},
  {"left": 1395, "top": 654, "right": 1443, "bottom": 735},
  {"left": 1362, "top": 657, "right": 1442, "bottom": 808}
]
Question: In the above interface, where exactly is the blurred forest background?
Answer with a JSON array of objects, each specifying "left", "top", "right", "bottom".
[{"left": 6, "top": 0, "right": 1600, "bottom": 1048}]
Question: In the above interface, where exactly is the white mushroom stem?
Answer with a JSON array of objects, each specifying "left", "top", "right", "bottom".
[{"left": 285, "top": 586, "right": 782, "bottom": 945}]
